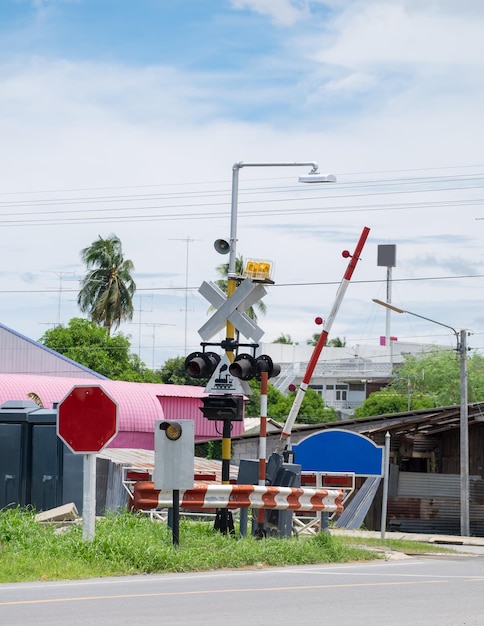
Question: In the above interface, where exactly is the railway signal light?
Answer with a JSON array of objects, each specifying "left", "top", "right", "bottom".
[
  {"left": 185, "top": 351, "right": 221, "bottom": 378},
  {"left": 200, "top": 395, "right": 244, "bottom": 421},
  {"left": 229, "top": 354, "right": 281, "bottom": 381}
]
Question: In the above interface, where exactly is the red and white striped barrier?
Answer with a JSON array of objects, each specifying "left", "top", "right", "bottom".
[{"left": 134, "top": 482, "right": 343, "bottom": 514}]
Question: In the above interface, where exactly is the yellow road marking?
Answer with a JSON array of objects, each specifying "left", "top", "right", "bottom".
[{"left": 0, "top": 579, "right": 447, "bottom": 607}]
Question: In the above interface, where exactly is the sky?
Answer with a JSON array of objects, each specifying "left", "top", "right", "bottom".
[{"left": 1, "top": 0, "right": 484, "bottom": 369}]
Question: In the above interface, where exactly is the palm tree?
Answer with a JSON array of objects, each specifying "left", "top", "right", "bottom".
[
  {"left": 306, "top": 334, "right": 346, "bottom": 347},
  {"left": 77, "top": 234, "right": 136, "bottom": 335},
  {"left": 214, "top": 255, "right": 266, "bottom": 322},
  {"left": 273, "top": 333, "right": 295, "bottom": 344}
]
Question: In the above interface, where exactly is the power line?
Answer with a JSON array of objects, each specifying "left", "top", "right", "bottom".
[
  {"left": 0, "top": 162, "right": 482, "bottom": 197},
  {"left": 0, "top": 272, "right": 482, "bottom": 295}
]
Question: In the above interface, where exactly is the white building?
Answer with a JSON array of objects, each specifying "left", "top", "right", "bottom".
[{"left": 256, "top": 340, "right": 439, "bottom": 418}]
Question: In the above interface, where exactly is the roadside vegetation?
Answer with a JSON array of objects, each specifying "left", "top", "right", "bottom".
[
  {"left": 0, "top": 508, "right": 455, "bottom": 584},
  {"left": 0, "top": 508, "right": 372, "bottom": 583}
]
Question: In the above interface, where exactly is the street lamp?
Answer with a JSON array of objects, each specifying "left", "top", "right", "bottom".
[
  {"left": 372, "top": 298, "right": 470, "bottom": 537},
  {"left": 213, "top": 161, "right": 336, "bottom": 534},
  {"left": 225, "top": 162, "right": 336, "bottom": 337},
  {"left": 228, "top": 161, "right": 335, "bottom": 283}
]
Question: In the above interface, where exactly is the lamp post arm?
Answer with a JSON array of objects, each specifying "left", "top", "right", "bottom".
[
  {"left": 372, "top": 299, "right": 460, "bottom": 350},
  {"left": 229, "top": 161, "right": 321, "bottom": 279},
  {"left": 404, "top": 311, "right": 459, "bottom": 348},
  {"left": 233, "top": 161, "right": 319, "bottom": 172}
]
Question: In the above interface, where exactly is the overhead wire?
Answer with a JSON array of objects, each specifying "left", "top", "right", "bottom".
[{"left": 0, "top": 188, "right": 482, "bottom": 227}]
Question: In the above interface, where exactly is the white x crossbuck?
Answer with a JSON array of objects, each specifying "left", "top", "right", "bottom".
[{"left": 198, "top": 277, "right": 266, "bottom": 342}]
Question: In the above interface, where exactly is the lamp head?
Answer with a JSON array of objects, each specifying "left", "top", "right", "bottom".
[{"left": 298, "top": 172, "right": 337, "bottom": 183}]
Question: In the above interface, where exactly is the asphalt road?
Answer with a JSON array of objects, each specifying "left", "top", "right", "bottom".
[{"left": 1, "top": 555, "right": 483, "bottom": 625}]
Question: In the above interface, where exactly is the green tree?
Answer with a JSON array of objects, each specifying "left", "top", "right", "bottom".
[
  {"left": 354, "top": 389, "right": 434, "bottom": 418},
  {"left": 272, "top": 333, "right": 295, "bottom": 344},
  {"left": 214, "top": 255, "right": 266, "bottom": 322},
  {"left": 39, "top": 318, "right": 158, "bottom": 381},
  {"left": 306, "top": 334, "right": 346, "bottom": 347},
  {"left": 78, "top": 234, "right": 136, "bottom": 335},
  {"left": 390, "top": 349, "right": 484, "bottom": 406},
  {"left": 245, "top": 380, "right": 336, "bottom": 424},
  {"left": 306, "top": 333, "right": 319, "bottom": 346},
  {"left": 354, "top": 348, "right": 484, "bottom": 418},
  {"left": 328, "top": 336, "right": 346, "bottom": 347}
]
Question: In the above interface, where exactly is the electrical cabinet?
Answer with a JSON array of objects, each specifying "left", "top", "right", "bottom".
[{"left": 0, "top": 401, "right": 82, "bottom": 512}]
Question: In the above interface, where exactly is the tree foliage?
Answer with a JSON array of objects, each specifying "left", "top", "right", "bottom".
[
  {"left": 272, "top": 333, "right": 296, "bottom": 344},
  {"left": 78, "top": 234, "right": 136, "bottom": 335},
  {"left": 354, "top": 389, "right": 434, "bottom": 418},
  {"left": 39, "top": 318, "right": 158, "bottom": 381},
  {"left": 245, "top": 380, "right": 337, "bottom": 424},
  {"left": 306, "top": 334, "right": 346, "bottom": 347},
  {"left": 354, "top": 348, "right": 484, "bottom": 418}
]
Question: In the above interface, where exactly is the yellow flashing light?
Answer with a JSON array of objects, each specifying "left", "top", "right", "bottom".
[{"left": 243, "top": 258, "right": 273, "bottom": 282}]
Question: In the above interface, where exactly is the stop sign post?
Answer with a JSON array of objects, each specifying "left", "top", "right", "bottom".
[{"left": 57, "top": 385, "right": 119, "bottom": 540}]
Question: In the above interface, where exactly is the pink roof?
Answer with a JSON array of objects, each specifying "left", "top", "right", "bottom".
[
  {"left": 0, "top": 374, "right": 163, "bottom": 432},
  {"left": 0, "top": 374, "right": 244, "bottom": 448}
]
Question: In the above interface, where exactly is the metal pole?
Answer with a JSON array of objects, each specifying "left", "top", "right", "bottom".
[
  {"left": 172, "top": 489, "right": 180, "bottom": 546},
  {"left": 223, "top": 160, "right": 329, "bottom": 525},
  {"left": 82, "top": 453, "right": 96, "bottom": 541},
  {"left": 373, "top": 299, "right": 471, "bottom": 537},
  {"left": 213, "top": 165, "right": 241, "bottom": 536},
  {"left": 381, "top": 432, "right": 391, "bottom": 539},
  {"left": 214, "top": 419, "right": 234, "bottom": 535},
  {"left": 386, "top": 266, "right": 392, "bottom": 366},
  {"left": 460, "top": 329, "right": 470, "bottom": 536},
  {"left": 255, "top": 371, "right": 268, "bottom": 538}
]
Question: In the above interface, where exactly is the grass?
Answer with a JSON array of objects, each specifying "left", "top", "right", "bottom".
[
  {"left": 0, "top": 508, "right": 450, "bottom": 583},
  {"left": 336, "top": 535, "right": 457, "bottom": 555}
]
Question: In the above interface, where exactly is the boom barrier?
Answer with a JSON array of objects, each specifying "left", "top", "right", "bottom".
[{"left": 133, "top": 482, "right": 344, "bottom": 514}]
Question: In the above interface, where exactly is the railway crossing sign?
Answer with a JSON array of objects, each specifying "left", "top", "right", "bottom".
[
  {"left": 204, "top": 354, "right": 250, "bottom": 395},
  {"left": 198, "top": 278, "right": 266, "bottom": 341}
]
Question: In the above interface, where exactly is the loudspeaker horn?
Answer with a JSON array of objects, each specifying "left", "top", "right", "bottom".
[{"left": 214, "top": 239, "right": 230, "bottom": 254}]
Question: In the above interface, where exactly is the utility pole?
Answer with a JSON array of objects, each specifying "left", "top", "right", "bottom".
[
  {"left": 373, "top": 299, "right": 471, "bottom": 536},
  {"left": 43, "top": 270, "right": 76, "bottom": 326},
  {"left": 136, "top": 295, "right": 152, "bottom": 358},
  {"left": 169, "top": 236, "right": 198, "bottom": 354}
]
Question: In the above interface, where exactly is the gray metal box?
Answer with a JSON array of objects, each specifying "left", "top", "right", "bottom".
[
  {"left": 154, "top": 420, "right": 195, "bottom": 490},
  {"left": 0, "top": 401, "right": 83, "bottom": 512},
  {"left": 377, "top": 244, "right": 397, "bottom": 267}
]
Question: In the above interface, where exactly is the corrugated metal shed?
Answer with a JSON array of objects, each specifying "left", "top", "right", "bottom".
[
  {"left": 388, "top": 472, "right": 484, "bottom": 536},
  {"left": 96, "top": 448, "right": 239, "bottom": 513},
  {"left": 97, "top": 448, "right": 238, "bottom": 483},
  {"left": 0, "top": 323, "right": 106, "bottom": 379}
]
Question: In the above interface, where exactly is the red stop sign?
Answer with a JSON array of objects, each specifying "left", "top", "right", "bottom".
[{"left": 57, "top": 385, "right": 119, "bottom": 453}]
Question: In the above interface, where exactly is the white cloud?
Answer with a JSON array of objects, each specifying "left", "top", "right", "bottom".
[
  {"left": 229, "top": 0, "right": 310, "bottom": 25},
  {"left": 314, "top": 3, "right": 484, "bottom": 68},
  {"left": 0, "top": 2, "right": 484, "bottom": 365}
]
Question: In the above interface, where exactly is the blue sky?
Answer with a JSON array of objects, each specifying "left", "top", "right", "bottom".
[{"left": 1, "top": 0, "right": 484, "bottom": 368}]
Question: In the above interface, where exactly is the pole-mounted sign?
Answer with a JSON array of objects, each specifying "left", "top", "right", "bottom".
[
  {"left": 57, "top": 385, "right": 119, "bottom": 541},
  {"left": 198, "top": 278, "right": 266, "bottom": 342}
]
